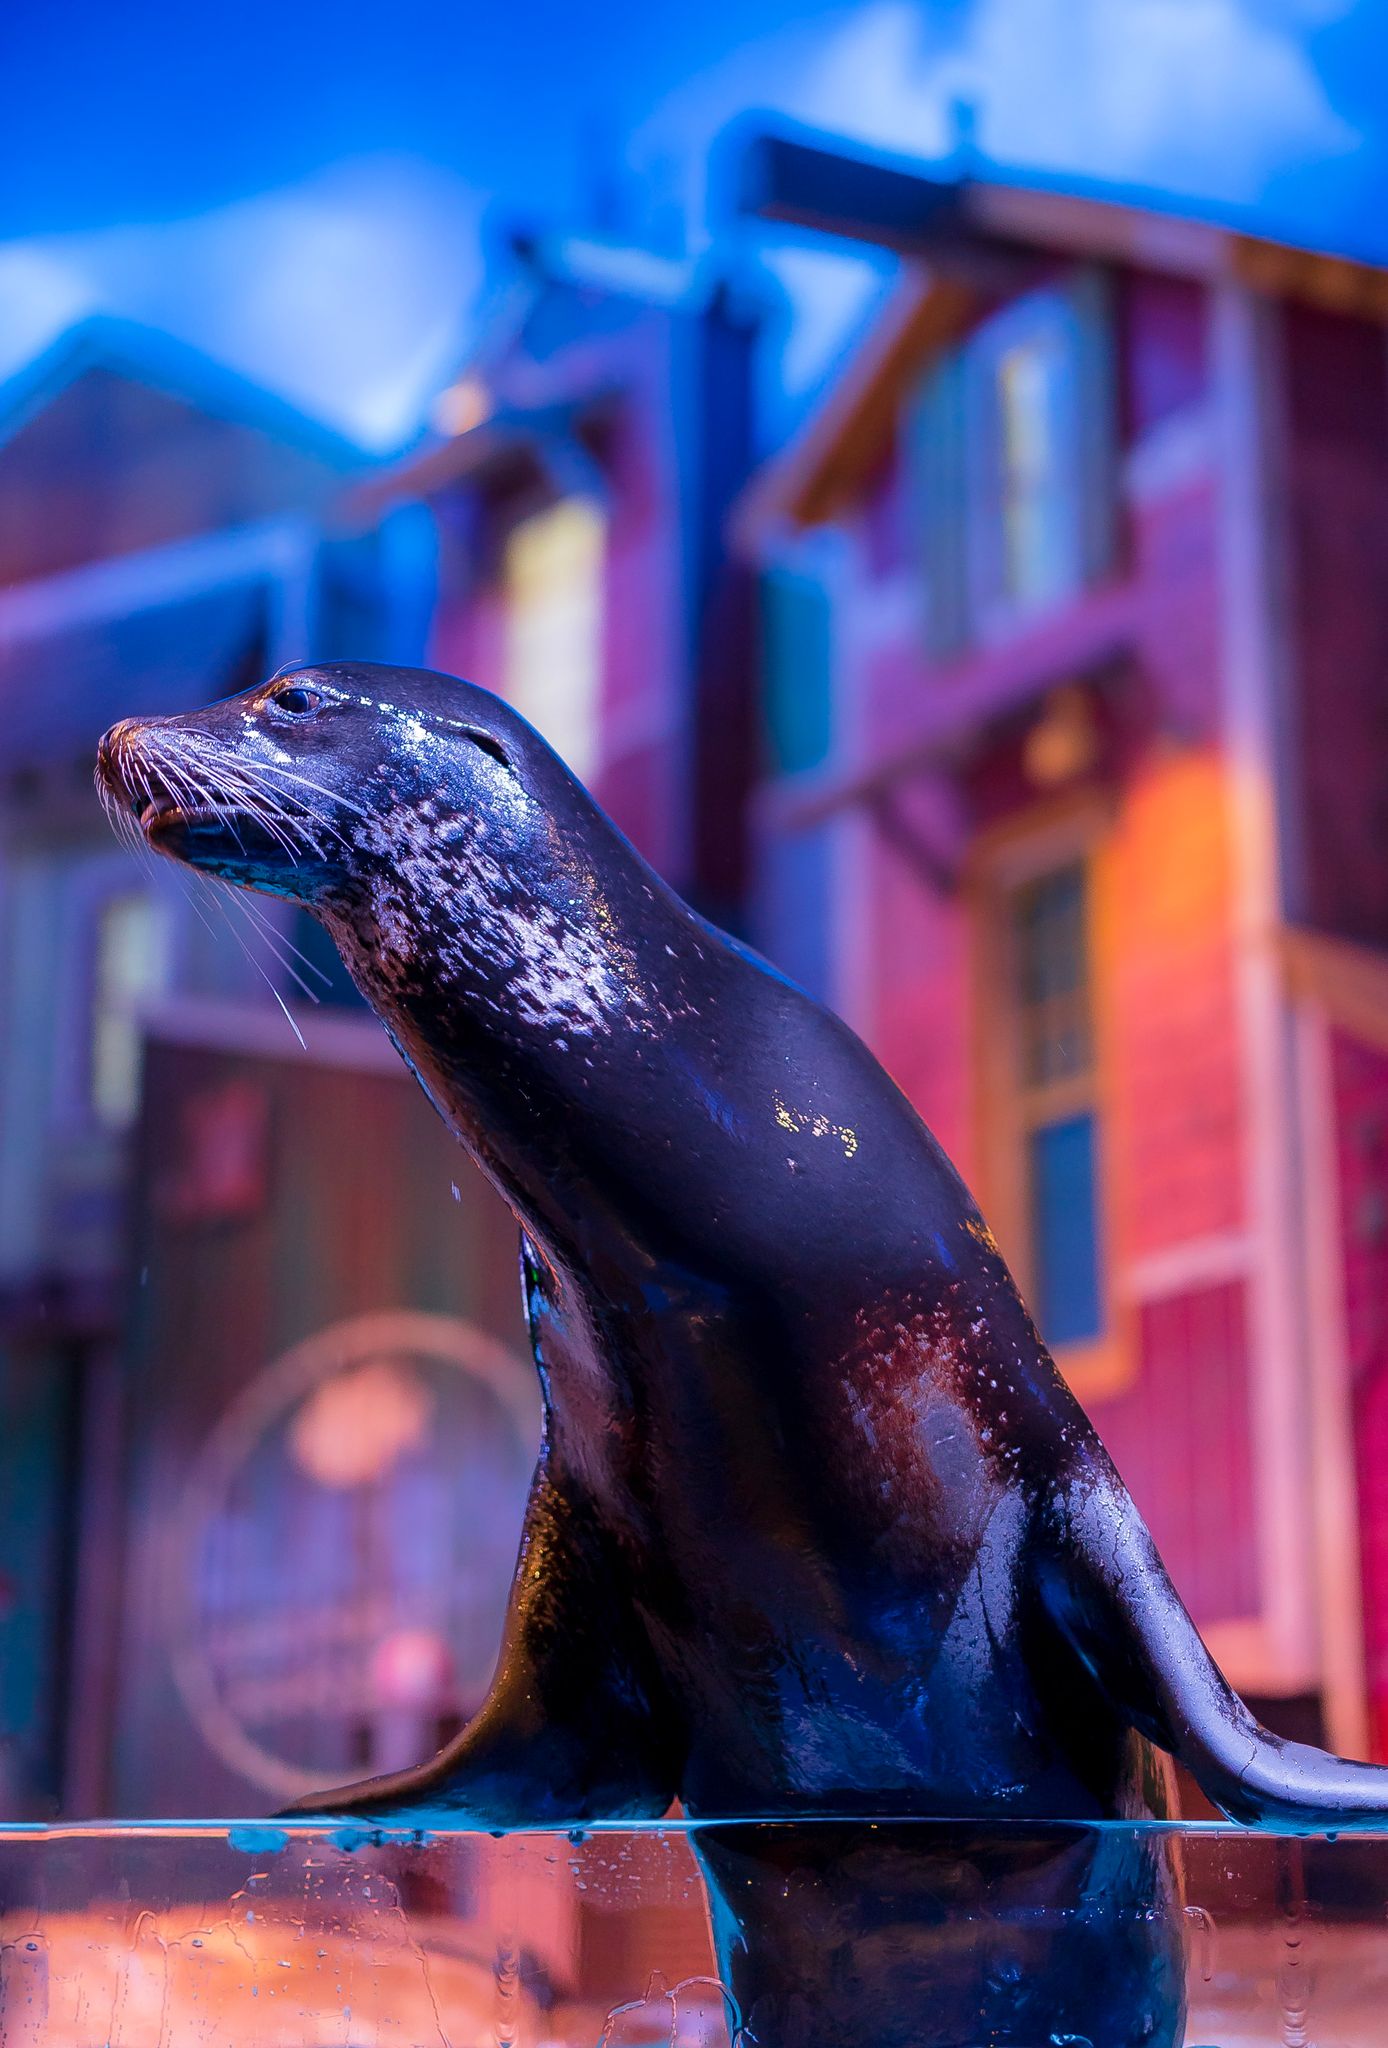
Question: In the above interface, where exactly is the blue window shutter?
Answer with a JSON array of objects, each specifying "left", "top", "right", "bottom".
[
  {"left": 760, "top": 824, "right": 833, "bottom": 1003},
  {"left": 1070, "top": 266, "right": 1117, "bottom": 588},
  {"left": 1028, "top": 1111, "right": 1103, "bottom": 1347},
  {"left": 761, "top": 569, "right": 832, "bottom": 776},
  {"left": 906, "top": 350, "right": 969, "bottom": 658}
]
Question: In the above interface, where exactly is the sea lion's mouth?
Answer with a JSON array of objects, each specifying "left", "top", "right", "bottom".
[
  {"left": 124, "top": 771, "right": 253, "bottom": 853},
  {"left": 131, "top": 775, "right": 205, "bottom": 842},
  {"left": 97, "top": 711, "right": 347, "bottom": 901},
  {"left": 132, "top": 779, "right": 180, "bottom": 833}
]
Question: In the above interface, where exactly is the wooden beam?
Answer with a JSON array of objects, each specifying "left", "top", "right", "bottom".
[
  {"left": 1280, "top": 925, "right": 1388, "bottom": 1053},
  {"left": 732, "top": 270, "right": 979, "bottom": 549},
  {"left": 738, "top": 130, "right": 967, "bottom": 255},
  {"left": 1229, "top": 236, "right": 1388, "bottom": 321}
]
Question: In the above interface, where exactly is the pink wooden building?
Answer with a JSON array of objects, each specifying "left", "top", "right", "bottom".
[
  {"left": 356, "top": 223, "right": 766, "bottom": 924},
  {"left": 736, "top": 130, "right": 1388, "bottom": 1766}
]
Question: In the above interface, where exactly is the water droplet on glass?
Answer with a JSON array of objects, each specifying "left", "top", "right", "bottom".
[{"left": 1184, "top": 1903, "right": 1217, "bottom": 1983}]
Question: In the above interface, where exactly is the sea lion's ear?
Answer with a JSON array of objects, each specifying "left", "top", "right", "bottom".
[{"left": 460, "top": 728, "right": 512, "bottom": 770}]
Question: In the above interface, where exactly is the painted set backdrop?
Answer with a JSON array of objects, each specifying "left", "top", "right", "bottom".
[{"left": 4, "top": 0, "right": 1388, "bottom": 1827}]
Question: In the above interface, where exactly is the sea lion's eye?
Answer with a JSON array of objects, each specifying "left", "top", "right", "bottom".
[{"left": 271, "top": 684, "right": 322, "bottom": 717}]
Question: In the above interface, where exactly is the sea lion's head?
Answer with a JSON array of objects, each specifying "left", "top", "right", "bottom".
[
  {"left": 96, "top": 660, "right": 656, "bottom": 1047},
  {"left": 98, "top": 661, "right": 542, "bottom": 894}
]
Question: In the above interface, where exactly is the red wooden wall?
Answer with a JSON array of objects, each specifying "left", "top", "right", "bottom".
[{"left": 1331, "top": 1028, "right": 1388, "bottom": 1755}]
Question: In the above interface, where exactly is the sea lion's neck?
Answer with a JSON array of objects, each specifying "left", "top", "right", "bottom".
[{"left": 325, "top": 873, "right": 756, "bottom": 1279}]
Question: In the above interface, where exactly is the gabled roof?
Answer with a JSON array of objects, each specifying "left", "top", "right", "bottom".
[
  {"left": 0, "top": 314, "right": 366, "bottom": 470},
  {"left": 734, "top": 125, "right": 1388, "bottom": 546},
  {"left": 0, "top": 316, "right": 375, "bottom": 587},
  {"left": 738, "top": 124, "right": 1388, "bottom": 297}
]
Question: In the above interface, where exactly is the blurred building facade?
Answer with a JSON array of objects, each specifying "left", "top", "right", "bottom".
[
  {"left": 0, "top": 236, "right": 768, "bottom": 1820},
  {"left": 10, "top": 136, "right": 1388, "bottom": 1830},
  {"left": 0, "top": 317, "right": 361, "bottom": 1299},
  {"left": 737, "top": 131, "right": 1388, "bottom": 1761},
  {"left": 354, "top": 220, "right": 765, "bottom": 927},
  {"left": 0, "top": 320, "right": 380, "bottom": 1813}
]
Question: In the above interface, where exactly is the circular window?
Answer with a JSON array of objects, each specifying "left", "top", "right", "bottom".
[{"left": 168, "top": 1310, "right": 537, "bottom": 1800}]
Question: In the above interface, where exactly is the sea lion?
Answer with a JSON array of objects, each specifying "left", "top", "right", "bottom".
[{"left": 98, "top": 661, "right": 1388, "bottom": 2046}]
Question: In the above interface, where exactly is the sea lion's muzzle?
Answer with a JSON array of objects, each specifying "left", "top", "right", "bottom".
[
  {"left": 98, "top": 719, "right": 195, "bottom": 843},
  {"left": 95, "top": 710, "right": 338, "bottom": 890},
  {"left": 95, "top": 718, "right": 141, "bottom": 798}
]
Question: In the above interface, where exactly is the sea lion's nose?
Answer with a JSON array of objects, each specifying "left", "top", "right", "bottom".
[{"left": 97, "top": 718, "right": 138, "bottom": 781}]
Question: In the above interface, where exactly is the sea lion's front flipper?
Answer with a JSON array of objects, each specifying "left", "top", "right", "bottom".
[
  {"left": 1039, "top": 1470, "right": 1388, "bottom": 1828},
  {"left": 281, "top": 1237, "right": 682, "bottom": 1826},
  {"left": 280, "top": 1456, "right": 681, "bottom": 1824}
]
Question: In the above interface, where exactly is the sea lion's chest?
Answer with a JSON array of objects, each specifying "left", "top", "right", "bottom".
[{"left": 546, "top": 1258, "right": 1027, "bottom": 1650}]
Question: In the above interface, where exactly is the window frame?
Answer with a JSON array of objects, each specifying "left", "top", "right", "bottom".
[
  {"left": 501, "top": 493, "right": 608, "bottom": 785},
  {"left": 970, "top": 797, "right": 1133, "bottom": 1399},
  {"left": 910, "top": 266, "right": 1116, "bottom": 658},
  {"left": 88, "top": 885, "right": 177, "bottom": 1130},
  {"left": 966, "top": 286, "right": 1083, "bottom": 639},
  {"left": 38, "top": 851, "right": 183, "bottom": 1144}
]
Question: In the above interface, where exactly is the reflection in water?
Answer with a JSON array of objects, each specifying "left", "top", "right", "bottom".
[
  {"left": 6, "top": 1821, "right": 1388, "bottom": 2046},
  {"left": 695, "top": 1822, "right": 1185, "bottom": 2048},
  {"left": 600, "top": 1973, "right": 747, "bottom": 2048}
]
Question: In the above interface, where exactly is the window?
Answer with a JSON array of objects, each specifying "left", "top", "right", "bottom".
[
  {"left": 503, "top": 497, "right": 606, "bottom": 781},
  {"left": 910, "top": 272, "right": 1113, "bottom": 652},
  {"left": 1008, "top": 860, "right": 1104, "bottom": 1350},
  {"left": 992, "top": 327, "right": 1076, "bottom": 614},
  {"left": 91, "top": 891, "right": 172, "bottom": 1128}
]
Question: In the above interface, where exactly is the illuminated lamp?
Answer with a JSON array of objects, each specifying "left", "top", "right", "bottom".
[
  {"left": 287, "top": 1358, "right": 433, "bottom": 1488},
  {"left": 1023, "top": 684, "right": 1098, "bottom": 789},
  {"left": 370, "top": 1626, "right": 455, "bottom": 1708},
  {"left": 431, "top": 376, "right": 491, "bottom": 437}
]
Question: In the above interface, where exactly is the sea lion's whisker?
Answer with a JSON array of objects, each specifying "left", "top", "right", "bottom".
[
  {"left": 182, "top": 746, "right": 345, "bottom": 856},
  {"left": 182, "top": 867, "right": 309, "bottom": 1047},
  {"left": 242, "top": 756, "right": 373, "bottom": 823},
  {"left": 220, "top": 889, "right": 323, "bottom": 1004},
  {"left": 233, "top": 891, "right": 331, "bottom": 995},
  {"left": 176, "top": 747, "right": 307, "bottom": 861},
  {"left": 221, "top": 773, "right": 323, "bottom": 859},
  {"left": 152, "top": 756, "right": 335, "bottom": 1000},
  {"left": 168, "top": 744, "right": 271, "bottom": 834},
  {"left": 215, "top": 747, "right": 351, "bottom": 839},
  {"left": 95, "top": 770, "right": 139, "bottom": 856},
  {"left": 212, "top": 893, "right": 308, "bottom": 1046},
  {"left": 101, "top": 748, "right": 311, "bottom": 1050},
  {"left": 231, "top": 887, "right": 332, "bottom": 977},
  {"left": 128, "top": 753, "right": 166, "bottom": 852},
  {"left": 161, "top": 851, "right": 313, "bottom": 1014},
  {"left": 145, "top": 746, "right": 215, "bottom": 829},
  {"left": 129, "top": 739, "right": 202, "bottom": 835},
  {"left": 159, "top": 745, "right": 252, "bottom": 857}
]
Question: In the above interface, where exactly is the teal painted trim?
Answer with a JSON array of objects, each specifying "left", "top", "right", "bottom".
[{"left": 761, "top": 568, "right": 832, "bottom": 776}]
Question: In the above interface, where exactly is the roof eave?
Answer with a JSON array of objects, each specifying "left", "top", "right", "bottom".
[
  {"left": 733, "top": 130, "right": 1388, "bottom": 551},
  {"left": 731, "top": 267, "right": 977, "bottom": 555}
]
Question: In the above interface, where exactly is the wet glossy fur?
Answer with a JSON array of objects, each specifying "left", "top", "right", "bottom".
[{"left": 98, "top": 662, "right": 1388, "bottom": 2047}]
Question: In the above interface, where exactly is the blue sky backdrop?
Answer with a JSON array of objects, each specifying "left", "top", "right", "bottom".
[{"left": 0, "top": 0, "right": 1379, "bottom": 447}]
